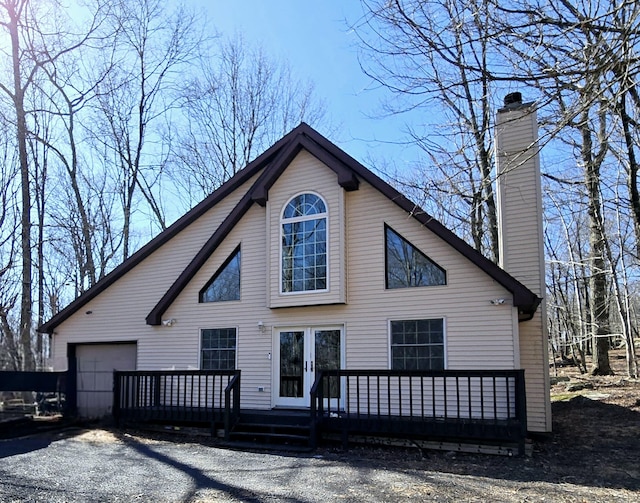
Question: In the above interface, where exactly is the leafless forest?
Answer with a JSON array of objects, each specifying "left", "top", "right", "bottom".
[{"left": 0, "top": 0, "right": 638, "bottom": 380}]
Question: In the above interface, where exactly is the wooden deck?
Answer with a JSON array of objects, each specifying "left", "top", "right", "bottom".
[{"left": 113, "top": 369, "right": 528, "bottom": 455}]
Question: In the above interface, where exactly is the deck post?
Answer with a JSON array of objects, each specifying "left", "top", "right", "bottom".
[
  {"left": 153, "top": 374, "right": 161, "bottom": 407},
  {"left": 515, "top": 369, "right": 528, "bottom": 456},
  {"left": 224, "top": 371, "right": 241, "bottom": 441},
  {"left": 310, "top": 372, "right": 325, "bottom": 449},
  {"left": 112, "top": 371, "right": 121, "bottom": 427}
]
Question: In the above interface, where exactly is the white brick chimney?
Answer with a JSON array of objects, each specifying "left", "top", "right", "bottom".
[{"left": 495, "top": 93, "right": 551, "bottom": 433}]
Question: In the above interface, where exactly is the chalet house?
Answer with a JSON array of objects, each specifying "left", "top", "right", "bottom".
[{"left": 40, "top": 94, "right": 551, "bottom": 452}]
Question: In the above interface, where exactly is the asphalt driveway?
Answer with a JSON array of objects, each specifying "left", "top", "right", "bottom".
[
  {"left": 0, "top": 427, "right": 637, "bottom": 502},
  {"left": 0, "top": 428, "right": 436, "bottom": 502}
]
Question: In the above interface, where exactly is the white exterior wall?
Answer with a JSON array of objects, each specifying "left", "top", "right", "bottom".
[
  {"left": 496, "top": 103, "right": 552, "bottom": 433},
  {"left": 52, "top": 150, "right": 520, "bottom": 412},
  {"left": 346, "top": 182, "right": 517, "bottom": 371}
]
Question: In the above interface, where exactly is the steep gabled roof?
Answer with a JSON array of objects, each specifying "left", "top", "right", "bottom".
[
  {"left": 145, "top": 125, "right": 360, "bottom": 325},
  {"left": 40, "top": 123, "right": 540, "bottom": 334},
  {"left": 39, "top": 124, "right": 305, "bottom": 334}
]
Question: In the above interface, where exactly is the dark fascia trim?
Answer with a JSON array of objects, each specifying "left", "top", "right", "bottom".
[
  {"left": 42, "top": 121, "right": 540, "bottom": 332},
  {"left": 287, "top": 126, "right": 535, "bottom": 309},
  {"left": 252, "top": 130, "right": 359, "bottom": 206},
  {"left": 297, "top": 134, "right": 360, "bottom": 191},
  {"left": 251, "top": 136, "right": 307, "bottom": 206},
  {"left": 353, "top": 167, "right": 541, "bottom": 315},
  {"left": 146, "top": 128, "right": 324, "bottom": 324},
  {"left": 149, "top": 127, "right": 360, "bottom": 323},
  {"left": 38, "top": 125, "right": 308, "bottom": 334},
  {"left": 291, "top": 124, "right": 540, "bottom": 314},
  {"left": 154, "top": 121, "right": 538, "bottom": 317},
  {"left": 146, "top": 189, "right": 255, "bottom": 325}
]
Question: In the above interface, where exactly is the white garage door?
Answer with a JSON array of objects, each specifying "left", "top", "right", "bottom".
[{"left": 76, "top": 343, "right": 137, "bottom": 418}]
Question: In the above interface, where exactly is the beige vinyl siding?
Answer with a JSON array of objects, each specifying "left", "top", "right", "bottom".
[
  {"left": 158, "top": 153, "right": 518, "bottom": 409},
  {"left": 496, "top": 105, "right": 551, "bottom": 433},
  {"left": 267, "top": 151, "right": 346, "bottom": 308},
  {"left": 52, "top": 147, "right": 526, "bottom": 417},
  {"left": 166, "top": 203, "right": 272, "bottom": 409},
  {"left": 346, "top": 182, "right": 517, "bottom": 371},
  {"left": 50, "top": 172, "right": 262, "bottom": 371}
]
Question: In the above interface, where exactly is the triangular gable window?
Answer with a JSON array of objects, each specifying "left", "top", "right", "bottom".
[
  {"left": 199, "top": 245, "right": 241, "bottom": 302},
  {"left": 385, "top": 225, "right": 446, "bottom": 289}
]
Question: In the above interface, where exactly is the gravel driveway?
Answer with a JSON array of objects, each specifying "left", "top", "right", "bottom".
[{"left": 0, "top": 427, "right": 637, "bottom": 502}]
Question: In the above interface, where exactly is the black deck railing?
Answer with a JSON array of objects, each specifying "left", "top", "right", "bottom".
[
  {"left": 113, "top": 370, "right": 240, "bottom": 431},
  {"left": 311, "top": 369, "right": 527, "bottom": 455},
  {"left": 0, "top": 371, "right": 69, "bottom": 416},
  {"left": 223, "top": 371, "right": 241, "bottom": 441}
]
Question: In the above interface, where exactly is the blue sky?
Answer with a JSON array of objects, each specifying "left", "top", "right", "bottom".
[{"left": 197, "top": 0, "right": 423, "bottom": 172}]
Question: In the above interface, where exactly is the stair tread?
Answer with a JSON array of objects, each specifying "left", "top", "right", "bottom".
[
  {"left": 230, "top": 431, "right": 310, "bottom": 441},
  {"left": 235, "top": 422, "right": 310, "bottom": 430},
  {"left": 238, "top": 417, "right": 311, "bottom": 425}
]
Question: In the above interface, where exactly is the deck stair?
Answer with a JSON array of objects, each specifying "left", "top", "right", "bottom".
[{"left": 222, "top": 410, "right": 313, "bottom": 452}]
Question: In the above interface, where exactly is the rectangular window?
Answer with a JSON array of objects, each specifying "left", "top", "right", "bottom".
[
  {"left": 390, "top": 319, "right": 444, "bottom": 370},
  {"left": 201, "top": 328, "right": 237, "bottom": 370}
]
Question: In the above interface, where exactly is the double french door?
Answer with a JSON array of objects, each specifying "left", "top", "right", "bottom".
[{"left": 274, "top": 326, "right": 343, "bottom": 408}]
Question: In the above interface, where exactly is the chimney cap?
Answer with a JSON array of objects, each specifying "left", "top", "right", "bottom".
[{"left": 504, "top": 92, "right": 522, "bottom": 106}]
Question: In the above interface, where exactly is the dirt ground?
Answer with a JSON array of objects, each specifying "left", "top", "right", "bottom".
[
  {"left": 538, "top": 349, "right": 640, "bottom": 492},
  {"left": 319, "top": 348, "right": 640, "bottom": 501}
]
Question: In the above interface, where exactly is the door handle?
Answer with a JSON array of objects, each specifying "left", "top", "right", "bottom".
[
  {"left": 310, "top": 361, "right": 314, "bottom": 372},
  {"left": 305, "top": 361, "right": 308, "bottom": 372}
]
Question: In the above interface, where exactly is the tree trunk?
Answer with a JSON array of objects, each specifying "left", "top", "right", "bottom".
[
  {"left": 581, "top": 110, "right": 612, "bottom": 375},
  {"left": 8, "top": 1, "right": 34, "bottom": 371}
]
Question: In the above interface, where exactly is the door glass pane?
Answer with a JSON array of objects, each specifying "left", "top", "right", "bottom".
[
  {"left": 280, "top": 331, "right": 304, "bottom": 398},
  {"left": 315, "top": 330, "right": 341, "bottom": 399}
]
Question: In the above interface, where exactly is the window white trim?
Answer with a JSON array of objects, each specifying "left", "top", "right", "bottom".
[
  {"left": 387, "top": 317, "right": 447, "bottom": 370},
  {"left": 279, "top": 191, "right": 330, "bottom": 295},
  {"left": 199, "top": 326, "right": 239, "bottom": 370}
]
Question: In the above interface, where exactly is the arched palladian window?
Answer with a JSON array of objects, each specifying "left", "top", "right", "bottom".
[{"left": 281, "top": 193, "right": 327, "bottom": 293}]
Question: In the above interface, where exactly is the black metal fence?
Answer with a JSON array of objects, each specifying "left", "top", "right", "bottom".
[
  {"left": 112, "top": 368, "right": 527, "bottom": 455},
  {"left": 113, "top": 370, "right": 240, "bottom": 429},
  {"left": 311, "top": 369, "right": 527, "bottom": 454}
]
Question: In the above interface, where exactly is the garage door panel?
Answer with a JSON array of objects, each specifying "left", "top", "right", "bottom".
[{"left": 76, "top": 343, "right": 136, "bottom": 418}]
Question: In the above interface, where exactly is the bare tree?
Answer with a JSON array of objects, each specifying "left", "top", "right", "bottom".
[
  {"left": 0, "top": 118, "right": 20, "bottom": 370},
  {"left": 355, "top": 0, "right": 501, "bottom": 261},
  {"left": 0, "top": 0, "right": 37, "bottom": 370},
  {"left": 87, "top": 0, "right": 205, "bottom": 258},
  {"left": 545, "top": 189, "right": 590, "bottom": 373},
  {"left": 491, "top": 0, "right": 640, "bottom": 374},
  {"left": 169, "top": 35, "right": 326, "bottom": 204}
]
